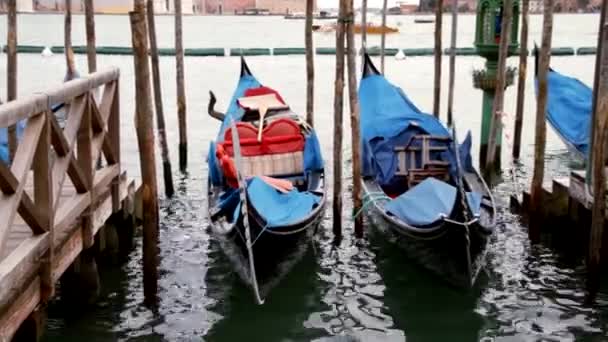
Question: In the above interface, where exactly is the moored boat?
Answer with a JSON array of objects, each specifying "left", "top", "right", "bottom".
[
  {"left": 206, "top": 58, "right": 326, "bottom": 303},
  {"left": 358, "top": 53, "right": 496, "bottom": 288},
  {"left": 534, "top": 47, "right": 591, "bottom": 162}
]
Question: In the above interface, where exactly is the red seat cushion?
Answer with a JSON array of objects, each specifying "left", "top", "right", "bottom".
[{"left": 221, "top": 118, "right": 304, "bottom": 157}]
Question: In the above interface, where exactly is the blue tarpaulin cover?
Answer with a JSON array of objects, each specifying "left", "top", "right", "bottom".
[
  {"left": 385, "top": 178, "right": 481, "bottom": 227},
  {"left": 217, "top": 74, "right": 261, "bottom": 141},
  {"left": 0, "top": 120, "right": 25, "bottom": 163},
  {"left": 246, "top": 177, "right": 320, "bottom": 228},
  {"left": 538, "top": 69, "right": 592, "bottom": 156},
  {"left": 304, "top": 132, "right": 324, "bottom": 173}
]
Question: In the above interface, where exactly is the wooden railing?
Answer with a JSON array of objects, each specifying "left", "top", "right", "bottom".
[{"left": 0, "top": 68, "right": 120, "bottom": 335}]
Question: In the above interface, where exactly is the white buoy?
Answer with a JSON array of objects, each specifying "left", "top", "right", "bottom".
[
  {"left": 395, "top": 49, "right": 406, "bottom": 60},
  {"left": 41, "top": 46, "right": 53, "bottom": 57}
]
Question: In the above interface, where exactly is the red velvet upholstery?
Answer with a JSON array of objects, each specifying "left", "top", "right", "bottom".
[{"left": 222, "top": 118, "right": 304, "bottom": 157}]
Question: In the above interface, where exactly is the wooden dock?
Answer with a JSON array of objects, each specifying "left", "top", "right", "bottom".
[{"left": 0, "top": 68, "right": 139, "bottom": 341}]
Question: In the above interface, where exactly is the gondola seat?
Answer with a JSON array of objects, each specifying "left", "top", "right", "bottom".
[{"left": 217, "top": 117, "right": 306, "bottom": 187}]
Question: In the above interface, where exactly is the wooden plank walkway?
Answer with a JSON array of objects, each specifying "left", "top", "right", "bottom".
[{"left": 0, "top": 68, "right": 139, "bottom": 341}]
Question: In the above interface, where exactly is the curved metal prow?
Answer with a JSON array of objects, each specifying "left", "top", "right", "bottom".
[
  {"left": 362, "top": 52, "right": 381, "bottom": 78},
  {"left": 240, "top": 56, "right": 253, "bottom": 78}
]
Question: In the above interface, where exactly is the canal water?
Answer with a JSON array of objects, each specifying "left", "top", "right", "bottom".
[{"left": 1, "top": 12, "right": 608, "bottom": 341}]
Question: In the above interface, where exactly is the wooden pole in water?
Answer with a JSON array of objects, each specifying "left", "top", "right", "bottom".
[
  {"left": 485, "top": 0, "right": 513, "bottom": 173},
  {"left": 6, "top": 0, "right": 17, "bottom": 162},
  {"left": 333, "top": 0, "right": 347, "bottom": 239},
  {"left": 361, "top": 0, "right": 368, "bottom": 48},
  {"left": 129, "top": 1, "right": 160, "bottom": 306},
  {"left": 345, "top": 0, "right": 362, "bottom": 238},
  {"left": 529, "top": 0, "right": 553, "bottom": 243},
  {"left": 147, "top": 0, "right": 175, "bottom": 198},
  {"left": 64, "top": 0, "right": 77, "bottom": 81},
  {"left": 84, "top": 0, "right": 97, "bottom": 73},
  {"left": 175, "top": 0, "right": 188, "bottom": 172},
  {"left": 380, "top": 0, "right": 388, "bottom": 73},
  {"left": 512, "top": 0, "right": 529, "bottom": 159},
  {"left": 587, "top": 1, "right": 608, "bottom": 298},
  {"left": 446, "top": 0, "right": 458, "bottom": 126},
  {"left": 305, "top": 0, "right": 315, "bottom": 126},
  {"left": 432, "top": 0, "right": 443, "bottom": 118}
]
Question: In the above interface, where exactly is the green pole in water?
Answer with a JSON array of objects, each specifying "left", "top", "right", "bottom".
[{"left": 473, "top": 0, "right": 520, "bottom": 175}]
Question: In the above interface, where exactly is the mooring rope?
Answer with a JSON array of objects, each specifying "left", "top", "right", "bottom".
[{"left": 352, "top": 191, "right": 391, "bottom": 219}]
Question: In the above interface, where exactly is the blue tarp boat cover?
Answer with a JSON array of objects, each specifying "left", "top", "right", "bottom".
[
  {"left": 539, "top": 69, "right": 592, "bottom": 156},
  {"left": 0, "top": 120, "right": 25, "bottom": 163},
  {"left": 385, "top": 178, "right": 482, "bottom": 227},
  {"left": 217, "top": 74, "right": 261, "bottom": 141},
  {"left": 246, "top": 177, "right": 320, "bottom": 227},
  {"left": 358, "top": 73, "right": 472, "bottom": 186}
]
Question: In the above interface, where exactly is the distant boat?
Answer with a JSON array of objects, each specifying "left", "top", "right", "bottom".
[
  {"left": 414, "top": 17, "right": 435, "bottom": 23},
  {"left": 313, "top": 22, "right": 399, "bottom": 34},
  {"left": 315, "top": 10, "right": 338, "bottom": 19},
  {"left": 284, "top": 12, "right": 305, "bottom": 19}
]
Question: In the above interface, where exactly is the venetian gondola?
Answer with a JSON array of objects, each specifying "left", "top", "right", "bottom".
[
  {"left": 206, "top": 57, "right": 326, "bottom": 304},
  {"left": 534, "top": 46, "right": 592, "bottom": 162},
  {"left": 358, "top": 53, "right": 496, "bottom": 288}
]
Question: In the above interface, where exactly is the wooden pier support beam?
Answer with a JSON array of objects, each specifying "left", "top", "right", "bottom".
[
  {"left": 587, "top": 0, "right": 608, "bottom": 298},
  {"left": 512, "top": 0, "right": 529, "bottom": 159},
  {"left": 485, "top": 0, "right": 513, "bottom": 175},
  {"left": 147, "top": 0, "right": 175, "bottom": 198},
  {"left": 529, "top": 0, "right": 554, "bottom": 243},
  {"left": 446, "top": 0, "right": 458, "bottom": 126},
  {"left": 7, "top": 0, "right": 18, "bottom": 162},
  {"left": 432, "top": 0, "right": 443, "bottom": 118},
  {"left": 130, "top": 2, "right": 160, "bottom": 306},
  {"left": 175, "top": 0, "right": 188, "bottom": 172},
  {"left": 305, "top": 0, "right": 314, "bottom": 126},
  {"left": 333, "top": 0, "right": 347, "bottom": 240},
  {"left": 380, "top": 0, "right": 388, "bottom": 73},
  {"left": 84, "top": 0, "right": 97, "bottom": 73},
  {"left": 345, "top": 0, "right": 362, "bottom": 238}
]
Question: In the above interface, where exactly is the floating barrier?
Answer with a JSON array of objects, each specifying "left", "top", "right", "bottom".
[
  {"left": 230, "top": 48, "right": 271, "bottom": 56},
  {"left": 185, "top": 48, "right": 225, "bottom": 56},
  {"left": 2, "top": 45, "right": 593, "bottom": 57},
  {"left": 273, "top": 47, "right": 306, "bottom": 55},
  {"left": 577, "top": 47, "right": 596, "bottom": 55}
]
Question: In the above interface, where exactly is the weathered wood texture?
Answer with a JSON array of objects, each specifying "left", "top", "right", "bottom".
[
  {"left": 446, "top": 0, "right": 458, "bottom": 126},
  {"left": 175, "top": 0, "right": 188, "bottom": 172},
  {"left": 84, "top": 0, "right": 97, "bottom": 73},
  {"left": 305, "top": 0, "right": 315, "bottom": 126},
  {"left": 7, "top": 0, "right": 17, "bottom": 162},
  {"left": 0, "top": 68, "right": 132, "bottom": 341},
  {"left": 513, "top": 0, "right": 529, "bottom": 159},
  {"left": 333, "top": 0, "right": 347, "bottom": 238},
  {"left": 64, "top": 0, "right": 77, "bottom": 81},
  {"left": 345, "top": 0, "right": 363, "bottom": 237},
  {"left": 130, "top": 4, "right": 160, "bottom": 306},
  {"left": 588, "top": 1, "right": 608, "bottom": 297},
  {"left": 361, "top": 0, "right": 368, "bottom": 47},
  {"left": 433, "top": 0, "right": 443, "bottom": 118},
  {"left": 486, "top": 0, "right": 513, "bottom": 172},
  {"left": 380, "top": 0, "right": 388, "bottom": 73},
  {"left": 529, "top": 0, "right": 554, "bottom": 242},
  {"left": 147, "top": 0, "right": 175, "bottom": 198}
]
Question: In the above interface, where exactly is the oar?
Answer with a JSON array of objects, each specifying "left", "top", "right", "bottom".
[
  {"left": 257, "top": 105, "right": 268, "bottom": 142},
  {"left": 229, "top": 118, "right": 265, "bottom": 305}
]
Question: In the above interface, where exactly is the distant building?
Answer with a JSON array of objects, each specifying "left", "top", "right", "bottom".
[
  {"left": 398, "top": 0, "right": 418, "bottom": 13},
  {"left": 204, "top": 0, "right": 311, "bottom": 14}
]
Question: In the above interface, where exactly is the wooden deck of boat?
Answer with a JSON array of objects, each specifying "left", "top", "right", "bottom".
[{"left": 0, "top": 68, "right": 141, "bottom": 341}]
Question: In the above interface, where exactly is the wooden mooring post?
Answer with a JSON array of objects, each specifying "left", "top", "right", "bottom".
[
  {"left": 333, "top": 0, "right": 347, "bottom": 240},
  {"left": 64, "top": 0, "right": 78, "bottom": 81},
  {"left": 0, "top": 68, "right": 133, "bottom": 341},
  {"left": 361, "top": 0, "right": 368, "bottom": 48},
  {"left": 529, "top": 0, "right": 554, "bottom": 242},
  {"left": 512, "top": 0, "right": 529, "bottom": 159},
  {"left": 147, "top": 0, "right": 175, "bottom": 198},
  {"left": 446, "top": 0, "right": 458, "bottom": 126},
  {"left": 7, "top": 0, "right": 18, "bottom": 162},
  {"left": 175, "top": 0, "right": 188, "bottom": 172},
  {"left": 84, "top": 0, "right": 97, "bottom": 73},
  {"left": 587, "top": 0, "right": 608, "bottom": 297},
  {"left": 130, "top": 2, "right": 160, "bottom": 306},
  {"left": 305, "top": 0, "right": 314, "bottom": 126},
  {"left": 345, "top": 0, "right": 362, "bottom": 238},
  {"left": 380, "top": 0, "right": 388, "bottom": 73},
  {"left": 485, "top": 0, "right": 513, "bottom": 175},
  {"left": 432, "top": 0, "right": 443, "bottom": 118}
]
